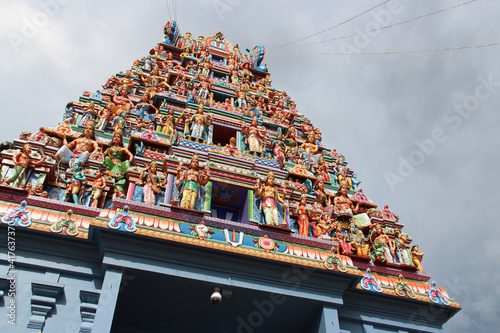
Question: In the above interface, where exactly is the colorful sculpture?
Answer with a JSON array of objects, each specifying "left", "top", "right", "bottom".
[
  {"left": 51, "top": 121, "right": 99, "bottom": 168},
  {"left": 186, "top": 104, "right": 213, "bottom": 142},
  {"left": 0, "top": 21, "right": 437, "bottom": 283},
  {"left": 103, "top": 130, "right": 133, "bottom": 178},
  {"left": 242, "top": 117, "right": 267, "bottom": 153},
  {"left": 1, "top": 143, "right": 45, "bottom": 187},
  {"left": 49, "top": 209, "right": 78, "bottom": 236},
  {"left": 137, "top": 160, "right": 166, "bottom": 205},
  {"left": 253, "top": 171, "right": 288, "bottom": 227},
  {"left": 293, "top": 194, "right": 315, "bottom": 236},
  {"left": 90, "top": 169, "right": 107, "bottom": 208},
  {"left": 61, "top": 162, "right": 87, "bottom": 204},
  {"left": 412, "top": 245, "right": 424, "bottom": 272},
  {"left": 175, "top": 154, "right": 210, "bottom": 210}
]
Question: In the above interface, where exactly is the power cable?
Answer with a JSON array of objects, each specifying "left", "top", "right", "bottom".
[
  {"left": 279, "top": 0, "right": 478, "bottom": 50},
  {"left": 270, "top": 0, "right": 393, "bottom": 50}
]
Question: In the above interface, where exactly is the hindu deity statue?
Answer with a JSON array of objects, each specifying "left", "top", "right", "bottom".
[
  {"left": 103, "top": 130, "right": 133, "bottom": 179},
  {"left": 242, "top": 117, "right": 268, "bottom": 153},
  {"left": 175, "top": 154, "right": 211, "bottom": 210},
  {"left": 51, "top": 121, "right": 100, "bottom": 169},
  {"left": 90, "top": 169, "right": 107, "bottom": 208},
  {"left": 186, "top": 103, "right": 213, "bottom": 142},
  {"left": 1, "top": 143, "right": 45, "bottom": 187},
  {"left": 136, "top": 160, "right": 167, "bottom": 205},
  {"left": 412, "top": 245, "right": 424, "bottom": 272},
  {"left": 253, "top": 171, "right": 288, "bottom": 227}
]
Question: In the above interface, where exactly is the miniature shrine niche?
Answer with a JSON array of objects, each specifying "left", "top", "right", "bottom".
[{"left": 0, "top": 20, "right": 423, "bottom": 271}]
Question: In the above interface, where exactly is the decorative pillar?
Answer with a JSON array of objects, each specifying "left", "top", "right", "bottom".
[
  {"left": 203, "top": 181, "right": 212, "bottom": 213},
  {"left": 126, "top": 182, "right": 135, "bottom": 201},
  {"left": 164, "top": 173, "right": 174, "bottom": 204},
  {"left": 284, "top": 198, "right": 290, "bottom": 228}
]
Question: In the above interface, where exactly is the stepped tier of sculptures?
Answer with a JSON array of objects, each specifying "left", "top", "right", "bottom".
[{"left": 0, "top": 21, "right": 424, "bottom": 271}]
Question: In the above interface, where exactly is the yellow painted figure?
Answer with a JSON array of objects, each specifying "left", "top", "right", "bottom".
[{"left": 175, "top": 155, "right": 210, "bottom": 210}]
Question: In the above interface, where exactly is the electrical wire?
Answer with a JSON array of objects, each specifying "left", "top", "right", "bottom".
[
  {"left": 269, "top": 42, "right": 500, "bottom": 56},
  {"left": 166, "top": 0, "right": 172, "bottom": 22},
  {"left": 270, "top": 0, "right": 393, "bottom": 50},
  {"left": 278, "top": 0, "right": 478, "bottom": 50}
]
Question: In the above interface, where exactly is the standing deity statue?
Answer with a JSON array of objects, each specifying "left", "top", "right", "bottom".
[
  {"left": 254, "top": 171, "right": 288, "bottom": 227},
  {"left": 61, "top": 162, "right": 87, "bottom": 204},
  {"left": 103, "top": 130, "right": 133, "bottom": 178},
  {"left": 137, "top": 160, "right": 167, "bottom": 205},
  {"left": 186, "top": 104, "right": 213, "bottom": 142},
  {"left": 175, "top": 155, "right": 210, "bottom": 210},
  {"left": 293, "top": 194, "right": 316, "bottom": 236},
  {"left": 242, "top": 117, "right": 268, "bottom": 153}
]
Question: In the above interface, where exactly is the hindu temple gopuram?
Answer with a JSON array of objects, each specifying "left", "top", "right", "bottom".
[{"left": 0, "top": 21, "right": 460, "bottom": 332}]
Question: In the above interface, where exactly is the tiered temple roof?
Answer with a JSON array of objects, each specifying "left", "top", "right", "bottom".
[{"left": 0, "top": 20, "right": 460, "bottom": 312}]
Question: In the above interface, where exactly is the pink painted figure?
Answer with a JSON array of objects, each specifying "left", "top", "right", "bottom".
[
  {"left": 334, "top": 225, "right": 352, "bottom": 254},
  {"left": 137, "top": 160, "right": 166, "bottom": 205}
]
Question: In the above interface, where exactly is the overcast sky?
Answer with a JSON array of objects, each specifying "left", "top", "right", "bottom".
[{"left": 1, "top": 1, "right": 499, "bottom": 331}]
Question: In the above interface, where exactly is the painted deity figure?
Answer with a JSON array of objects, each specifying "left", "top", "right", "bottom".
[
  {"left": 313, "top": 179, "right": 333, "bottom": 217},
  {"left": 103, "top": 130, "right": 133, "bottom": 178},
  {"left": 61, "top": 162, "right": 87, "bottom": 204},
  {"left": 175, "top": 155, "right": 210, "bottom": 210},
  {"left": 334, "top": 185, "right": 372, "bottom": 228},
  {"left": 90, "top": 169, "right": 107, "bottom": 208},
  {"left": 159, "top": 107, "right": 178, "bottom": 143},
  {"left": 315, "top": 155, "right": 331, "bottom": 184},
  {"left": 284, "top": 127, "right": 299, "bottom": 162},
  {"left": 222, "top": 137, "right": 241, "bottom": 158},
  {"left": 337, "top": 168, "right": 353, "bottom": 190},
  {"left": 242, "top": 117, "right": 267, "bottom": 153},
  {"left": 412, "top": 245, "right": 424, "bottom": 272},
  {"left": 254, "top": 171, "right": 288, "bottom": 227},
  {"left": 113, "top": 86, "right": 133, "bottom": 115},
  {"left": 52, "top": 121, "right": 99, "bottom": 169},
  {"left": 300, "top": 118, "right": 314, "bottom": 137},
  {"left": 29, "top": 183, "right": 49, "bottom": 198},
  {"left": 300, "top": 132, "right": 319, "bottom": 169},
  {"left": 1, "top": 143, "right": 45, "bottom": 187},
  {"left": 187, "top": 104, "right": 213, "bottom": 141},
  {"left": 196, "top": 75, "right": 212, "bottom": 100},
  {"left": 394, "top": 229, "right": 412, "bottom": 265},
  {"left": 349, "top": 223, "right": 369, "bottom": 256},
  {"left": 81, "top": 101, "right": 99, "bottom": 127},
  {"left": 97, "top": 102, "right": 116, "bottom": 130},
  {"left": 370, "top": 224, "right": 395, "bottom": 263},
  {"left": 137, "top": 160, "right": 166, "bottom": 205},
  {"left": 63, "top": 103, "right": 76, "bottom": 124},
  {"left": 272, "top": 131, "right": 286, "bottom": 169},
  {"left": 136, "top": 93, "right": 158, "bottom": 128},
  {"left": 316, "top": 213, "right": 334, "bottom": 240},
  {"left": 293, "top": 194, "right": 315, "bottom": 236},
  {"left": 333, "top": 185, "right": 359, "bottom": 215},
  {"left": 334, "top": 225, "right": 352, "bottom": 255}
]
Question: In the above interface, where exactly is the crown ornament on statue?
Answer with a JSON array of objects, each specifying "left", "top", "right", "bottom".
[{"left": 85, "top": 119, "right": 96, "bottom": 130}]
